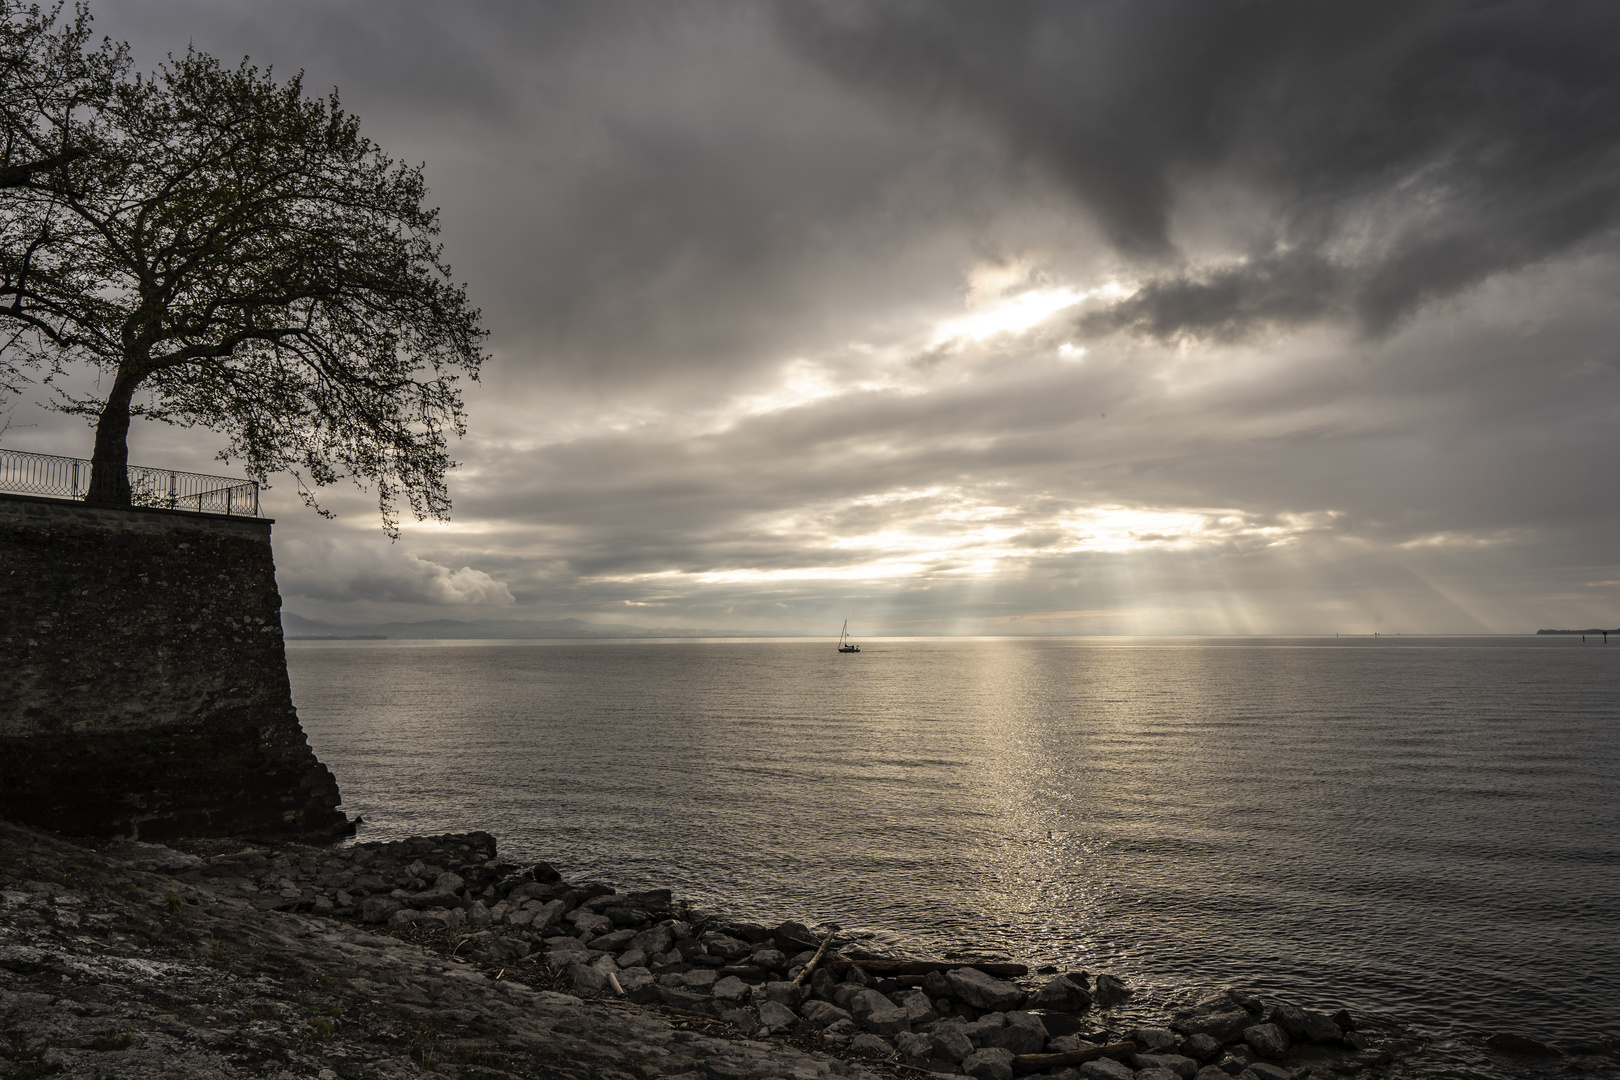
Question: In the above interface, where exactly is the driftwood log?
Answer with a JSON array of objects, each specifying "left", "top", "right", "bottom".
[
  {"left": 824, "top": 959, "right": 1030, "bottom": 978},
  {"left": 791, "top": 929, "right": 839, "bottom": 986},
  {"left": 1011, "top": 1042, "right": 1136, "bottom": 1074}
]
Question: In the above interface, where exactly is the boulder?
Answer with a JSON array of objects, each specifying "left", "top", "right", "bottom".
[
  {"left": 1037, "top": 1011, "right": 1089, "bottom": 1038},
  {"left": 799, "top": 1000, "right": 853, "bottom": 1029},
  {"left": 1046, "top": 1036, "right": 1099, "bottom": 1054},
  {"left": 699, "top": 932, "right": 752, "bottom": 961},
  {"left": 591, "top": 928, "right": 637, "bottom": 952},
  {"left": 756, "top": 1000, "right": 799, "bottom": 1035},
  {"left": 946, "top": 967, "right": 1026, "bottom": 1011},
  {"left": 712, "top": 975, "right": 750, "bottom": 1004},
  {"left": 848, "top": 988, "right": 910, "bottom": 1036},
  {"left": 1243, "top": 1023, "right": 1289, "bottom": 1059},
  {"left": 1132, "top": 1026, "right": 1179, "bottom": 1051},
  {"left": 754, "top": 980, "right": 807, "bottom": 1008},
  {"left": 1077, "top": 1059, "right": 1133, "bottom": 1080},
  {"left": 465, "top": 901, "right": 492, "bottom": 929},
  {"left": 962, "top": 1046, "right": 1016, "bottom": 1080},
  {"left": 568, "top": 910, "right": 613, "bottom": 935},
  {"left": 850, "top": 1032, "right": 893, "bottom": 1056},
  {"left": 1485, "top": 1032, "right": 1564, "bottom": 1057},
  {"left": 894, "top": 1030, "right": 933, "bottom": 1063},
  {"left": 571, "top": 963, "right": 610, "bottom": 994},
  {"left": 1134, "top": 1070, "right": 1179, "bottom": 1080},
  {"left": 1193, "top": 1067, "right": 1231, "bottom": 1080},
  {"left": 923, "top": 969, "right": 953, "bottom": 999},
  {"left": 750, "top": 948, "right": 786, "bottom": 972},
  {"left": 1130, "top": 1053, "right": 1197, "bottom": 1080},
  {"left": 960, "top": 1012, "right": 1008, "bottom": 1041},
  {"left": 358, "top": 896, "right": 399, "bottom": 924},
  {"left": 893, "top": 987, "right": 937, "bottom": 1025},
  {"left": 1248, "top": 1064, "right": 1293, "bottom": 1080},
  {"left": 984, "top": 1012, "right": 1047, "bottom": 1055},
  {"left": 930, "top": 1023, "right": 974, "bottom": 1062},
  {"left": 1172, "top": 992, "right": 1256, "bottom": 1043},
  {"left": 1296, "top": 1010, "right": 1343, "bottom": 1044},
  {"left": 678, "top": 968, "right": 718, "bottom": 990},
  {"left": 657, "top": 986, "right": 717, "bottom": 1014},
  {"left": 629, "top": 924, "right": 675, "bottom": 957},
  {"left": 1182, "top": 1033, "right": 1222, "bottom": 1062},
  {"left": 1029, "top": 975, "right": 1093, "bottom": 1012},
  {"left": 617, "top": 967, "right": 657, "bottom": 1001},
  {"left": 1090, "top": 973, "right": 1132, "bottom": 1007}
]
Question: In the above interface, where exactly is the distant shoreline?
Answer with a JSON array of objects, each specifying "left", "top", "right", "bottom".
[{"left": 1535, "top": 629, "right": 1618, "bottom": 635}]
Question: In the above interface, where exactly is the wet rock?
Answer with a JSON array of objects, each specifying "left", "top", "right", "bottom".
[
  {"left": 1132, "top": 1026, "right": 1179, "bottom": 1051},
  {"left": 1172, "top": 992, "right": 1256, "bottom": 1044},
  {"left": 1248, "top": 1064, "right": 1292, "bottom": 1080},
  {"left": 568, "top": 909, "right": 613, "bottom": 935},
  {"left": 1077, "top": 1058, "right": 1133, "bottom": 1080},
  {"left": 592, "top": 927, "right": 637, "bottom": 952},
  {"left": 893, "top": 986, "right": 937, "bottom": 1025},
  {"left": 757, "top": 999, "right": 799, "bottom": 1034},
  {"left": 1485, "top": 1032, "right": 1564, "bottom": 1056},
  {"left": 1182, "top": 1033, "right": 1222, "bottom": 1062},
  {"left": 800, "top": 999, "right": 854, "bottom": 1028},
  {"left": 1090, "top": 972, "right": 1132, "bottom": 1007},
  {"left": 923, "top": 968, "right": 953, "bottom": 999},
  {"left": 848, "top": 988, "right": 911, "bottom": 1036},
  {"left": 984, "top": 1011, "right": 1047, "bottom": 1054},
  {"left": 1331, "top": 1008, "right": 1356, "bottom": 1033},
  {"left": 1029, "top": 974, "right": 1093, "bottom": 1012},
  {"left": 962, "top": 1046, "right": 1016, "bottom": 1080},
  {"left": 960, "top": 1012, "right": 1007, "bottom": 1042},
  {"left": 750, "top": 947, "right": 787, "bottom": 972},
  {"left": 754, "top": 980, "right": 807, "bottom": 1008},
  {"left": 629, "top": 923, "right": 674, "bottom": 956},
  {"left": 1242, "top": 1023, "right": 1289, "bottom": 1059},
  {"left": 700, "top": 932, "right": 753, "bottom": 961},
  {"left": 946, "top": 967, "right": 1026, "bottom": 1012},
  {"left": 894, "top": 1029, "right": 933, "bottom": 1063},
  {"left": 1131, "top": 1053, "right": 1198, "bottom": 1080},
  {"left": 572, "top": 962, "right": 611, "bottom": 994},
  {"left": 850, "top": 1032, "right": 894, "bottom": 1056},
  {"left": 712, "top": 975, "right": 751, "bottom": 1004},
  {"left": 930, "top": 1023, "right": 975, "bottom": 1062}
]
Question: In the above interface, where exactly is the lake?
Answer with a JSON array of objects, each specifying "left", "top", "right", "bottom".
[{"left": 286, "top": 635, "right": 1620, "bottom": 1077}]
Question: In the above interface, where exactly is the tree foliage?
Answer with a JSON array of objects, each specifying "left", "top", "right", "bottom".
[
  {"left": 0, "top": 1, "right": 123, "bottom": 394},
  {"left": 0, "top": 23, "right": 486, "bottom": 532}
]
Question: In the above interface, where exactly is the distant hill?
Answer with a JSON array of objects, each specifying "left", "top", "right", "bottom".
[
  {"left": 1536, "top": 628, "right": 1617, "bottom": 635},
  {"left": 280, "top": 612, "right": 804, "bottom": 639}
]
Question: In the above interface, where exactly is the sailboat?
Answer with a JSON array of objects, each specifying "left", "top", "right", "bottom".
[{"left": 838, "top": 620, "right": 860, "bottom": 653}]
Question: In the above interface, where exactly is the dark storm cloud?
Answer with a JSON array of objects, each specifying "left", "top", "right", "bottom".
[{"left": 779, "top": 0, "right": 1620, "bottom": 339}]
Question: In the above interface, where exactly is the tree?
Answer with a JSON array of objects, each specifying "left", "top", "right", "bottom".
[
  {"left": 0, "top": 46, "right": 486, "bottom": 532},
  {"left": 0, "top": 2, "right": 122, "bottom": 186},
  {"left": 0, "top": 2, "right": 124, "bottom": 395}
]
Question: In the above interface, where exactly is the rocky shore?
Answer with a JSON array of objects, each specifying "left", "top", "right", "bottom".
[{"left": 0, "top": 821, "right": 1607, "bottom": 1080}]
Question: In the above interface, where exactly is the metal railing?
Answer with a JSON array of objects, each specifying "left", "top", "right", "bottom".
[{"left": 0, "top": 446, "right": 260, "bottom": 516}]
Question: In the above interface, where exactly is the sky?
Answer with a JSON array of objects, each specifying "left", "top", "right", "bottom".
[{"left": 7, "top": 0, "right": 1620, "bottom": 635}]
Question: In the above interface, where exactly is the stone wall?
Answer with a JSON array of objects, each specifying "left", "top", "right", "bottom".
[{"left": 0, "top": 492, "right": 350, "bottom": 840}]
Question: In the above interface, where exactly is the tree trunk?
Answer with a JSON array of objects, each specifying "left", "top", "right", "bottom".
[{"left": 84, "top": 369, "right": 141, "bottom": 507}]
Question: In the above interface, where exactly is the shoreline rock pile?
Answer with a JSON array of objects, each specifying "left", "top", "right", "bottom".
[{"left": 164, "top": 831, "right": 1411, "bottom": 1080}]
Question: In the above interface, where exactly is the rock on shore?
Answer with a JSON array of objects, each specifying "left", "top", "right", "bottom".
[{"left": 6, "top": 820, "right": 1596, "bottom": 1080}]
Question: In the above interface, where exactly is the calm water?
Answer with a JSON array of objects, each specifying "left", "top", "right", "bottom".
[{"left": 286, "top": 636, "right": 1620, "bottom": 1075}]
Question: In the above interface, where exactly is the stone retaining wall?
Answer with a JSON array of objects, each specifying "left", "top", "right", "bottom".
[{"left": 0, "top": 492, "right": 348, "bottom": 840}]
